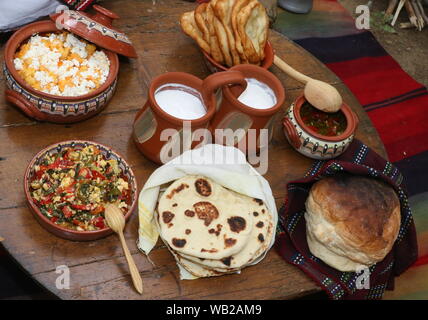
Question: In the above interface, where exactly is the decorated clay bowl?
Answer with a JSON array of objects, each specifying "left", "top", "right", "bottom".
[
  {"left": 283, "top": 95, "right": 359, "bottom": 160},
  {"left": 24, "top": 140, "right": 137, "bottom": 241},
  {"left": 202, "top": 41, "right": 274, "bottom": 73},
  {"left": 4, "top": 20, "right": 119, "bottom": 123}
]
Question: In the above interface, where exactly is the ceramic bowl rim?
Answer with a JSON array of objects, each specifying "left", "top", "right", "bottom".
[
  {"left": 292, "top": 95, "right": 358, "bottom": 142},
  {"left": 222, "top": 64, "right": 286, "bottom": 117}
]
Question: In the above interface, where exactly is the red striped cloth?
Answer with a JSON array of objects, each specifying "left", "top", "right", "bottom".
[{"left": 328, "top": 55, "right": 428, "bottom": 163}]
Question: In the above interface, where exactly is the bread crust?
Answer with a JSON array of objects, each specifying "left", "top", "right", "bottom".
[
  {"left": 237, "top": 0, "right": 268, "bottom": 64},
  {"left": 180, "top": 11, "right": 211, "bottom": 54},
  {"left": 205, "top": 3, "right": 225, "bottom": 64},
  {"left": 214, "top": 0, "right": 241, "bottom": 65},
  {"left": 231, "top": 0, "right": 250, "bottom": 63},
  {"left": 179, "top": 0, "right": 269, "bottom": 68},
  {"left": 195, "top": 3, "right": 210, "bottom": 43},
  {"left": 305, "top": 174, "right": 401, "bottom": 271},
  {"left": 213, "top": 12, "right": 233, "bottom": 67}
]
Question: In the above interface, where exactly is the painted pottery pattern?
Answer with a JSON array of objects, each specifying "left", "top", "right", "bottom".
[
  {"left": 284, "top": 102, "right": 354, "bottom": 160},
  {"left": 4, "top": 64, "right": 117, "bottom": 117},
  {"left": 65, "top": 10, "right": 132, "bottom": 44}
]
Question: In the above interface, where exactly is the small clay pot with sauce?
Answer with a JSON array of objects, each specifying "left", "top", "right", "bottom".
[{"left": 283, "top": 95, "right": 359, "bottom": 160}]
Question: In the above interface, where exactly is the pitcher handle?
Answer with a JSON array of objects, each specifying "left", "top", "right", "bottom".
[
  {"left": 201, "top": 71, "right": 246, "bottom": 106},
  {"left": 5, "top": 89, "right": 47, "bottom": 121}
]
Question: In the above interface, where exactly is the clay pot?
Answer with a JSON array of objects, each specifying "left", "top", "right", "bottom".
[
  {"left": 4, "top": 20, "right": 119, "bottom": 123},
  {"left": 209, "top": 64, "right": 285, "bottom": 154},
  {"left": 283, "top": 95, "right": 359, "bottom": 160},
  {"left": 4, "top": 5, "right": 135, "bottom": 123},
  {"left": 24, "top": 140, "right": 138, "bottom": 241},
  {"left": 133, "top": 71, "right": 246, "bottom": 164},
  {"left": 202, "top": 41, "right": 274, "bottom": 73}
]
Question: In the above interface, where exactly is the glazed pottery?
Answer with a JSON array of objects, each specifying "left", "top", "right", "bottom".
[
  {"left": 202, "top": 41, "right": 274, "bottom": 73},
  {"left": 4, "top": 5, "right": 135, "bottom": 123},
  {"left": 209, "top": 64, "right": 285, "bottom": 154},
  {"left": 283, "top": 95, "right": 359, "bottom": 160},
  {"left": 133, "top": 71, "right": 246, "bottom": 164},
  {"left": 24, "top": 140, "right": 138, "bottom": 241},
  {"left": 50, "top": 5, "right": 137, "bottom": 58}
]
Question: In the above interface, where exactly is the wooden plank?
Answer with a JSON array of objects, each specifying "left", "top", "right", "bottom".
[{"left": 34, "top": 248, "right": 319, "bottom": 300}]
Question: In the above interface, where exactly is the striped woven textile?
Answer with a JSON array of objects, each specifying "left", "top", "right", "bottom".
[{"left": 273, "top": 0, "right": 428, "bottom": 299}]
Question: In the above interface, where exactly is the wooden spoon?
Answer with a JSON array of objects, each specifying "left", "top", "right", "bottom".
[
  {"left": 274, "top": 55, "right": 343, "bottom": 113},
  {"left": 105, "top": 204, "right": 143, "bottom": 294}
]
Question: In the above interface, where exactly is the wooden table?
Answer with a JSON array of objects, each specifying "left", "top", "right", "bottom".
[{"left": 0, "top": 0, "right": 387, "bottom": 300}]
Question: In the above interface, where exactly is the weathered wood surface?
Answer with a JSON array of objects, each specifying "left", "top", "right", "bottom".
[{"left": 0, "top": 0, "right": 386, "bottom": 300}]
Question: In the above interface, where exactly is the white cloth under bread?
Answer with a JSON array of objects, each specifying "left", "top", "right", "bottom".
[{"left": 137, "top": 144, "right": 277, "bottom": 280}]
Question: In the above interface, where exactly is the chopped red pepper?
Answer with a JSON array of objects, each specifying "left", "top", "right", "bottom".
[
  {"left": 71, "top": 204, "right": 92, "bottom": 211},
  {"left": 92, "top": 217, "right": 105, "bottom": 229},
  {"left": 39, "top": 193, "right": 54, "bottom": 205},
  {"left": 78, "top": 168, "right": 92, "bottom": 179},
  {"left": 62, "top": 206, "right": 73, "bottom": 218},
  {"left": 119, "top": 189, "right": 130, "bottom": 201},
  {"left": 57, "top": 183, "right": 76, "bottom": 195},
  {"left": 50, "top": 217, "right": 58, "bottom": 223},
  {"left": 91, "top": 170, "right": 106, "bottom": 180},
  {"left": 90, "top": 205, "right": 104, "bottom": 215}
]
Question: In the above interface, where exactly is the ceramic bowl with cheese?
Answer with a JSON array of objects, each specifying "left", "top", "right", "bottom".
[
  {"left": 4, "top": 20, "right": 119, "bottom": 123},
  {"left": 24, "top": 140, "right": 138, "bottom": 241}
]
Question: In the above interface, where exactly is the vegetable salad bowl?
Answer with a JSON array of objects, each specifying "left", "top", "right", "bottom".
[{"left": 24, "top": 140, "right": 137, "bottom": 241}]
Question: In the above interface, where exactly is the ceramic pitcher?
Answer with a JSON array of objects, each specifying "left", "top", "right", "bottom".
[
  {"left": 133, "top": 71, "right": 246, "bottom": 164},
  {"left": 209, "top": 64, "right": 286, "bottom": 154}
]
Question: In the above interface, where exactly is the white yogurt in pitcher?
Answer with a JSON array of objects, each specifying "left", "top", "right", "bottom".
[
  {"left": 238, "top": 78, "right": 277, "bottom": 109},
  {"left": 154, "top": 83, "right": 207, "bottom": 120}
]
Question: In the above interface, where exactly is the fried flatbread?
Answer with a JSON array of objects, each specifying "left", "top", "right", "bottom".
[
  {"left": 213, "top": 12, "right": 233, "bottom": 67},
  {"left": 180, "top": 199, "right": 274, "bottom": 271},
  {"left": 157, "top": 176, "right": 254, "bottom": 260},
  {"left": 180, "top": 10, "right": 211, "bottom": 54},
  {"left": 237, "top": 0, "right": 269, "bottom": 64},
  {"left": 206, "top": 3, "right": 225, "bottom": 64},
  {"left": 195, "top": 3, "right": 210, "bottom": 43},
  {"left": 231, "top": 0, "right": 250, "bottom": 63},
  {"left": 213, "top": 0, "right": 241, "bottom": 66}
]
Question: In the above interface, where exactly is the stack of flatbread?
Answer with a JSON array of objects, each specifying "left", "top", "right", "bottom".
[
  {"left": 180, "top": 0, "right": 269, "bottom": 67},
  {"left": 156, "top": 175, "right": 274, "bottom": 277}
]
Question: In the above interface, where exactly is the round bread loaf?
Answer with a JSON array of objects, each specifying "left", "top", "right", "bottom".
[
  {"left": 157, "top": 175, "right": 254, "bottom": 260},
  {"left": 305, "top": 173, "right": 401, "bottom": 272}
]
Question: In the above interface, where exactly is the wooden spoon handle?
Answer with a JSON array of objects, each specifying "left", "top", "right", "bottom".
[
  {"left": 274, "top": 55, "right": 312, "bottom": 84},
  {"left": 118, "top": 231, "right": 143, "bottom": 294}
]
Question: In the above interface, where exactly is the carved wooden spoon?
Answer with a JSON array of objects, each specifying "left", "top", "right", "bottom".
[
  {"left": 274, "top": 55, "right": 343, "bottom": 113},
  {"left": 105, "top": 203, "right": 143, "bottom": 294}
]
